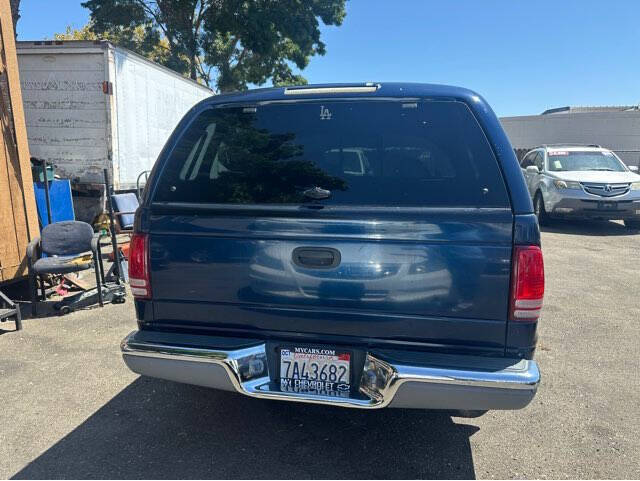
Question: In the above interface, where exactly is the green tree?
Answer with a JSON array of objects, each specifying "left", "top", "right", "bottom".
[
  {"left": 10, "top": 0, "right": 20, "bottom": 33},
  {"left": 81, "top": 0, "right": 347, "bottom": 92},
  {"left": 54, "top": 24, "right": 173, "bottom": 69}
]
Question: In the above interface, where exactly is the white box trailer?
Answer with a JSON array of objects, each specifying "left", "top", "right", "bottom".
[{"left": 16, "top": 40, "right": 212, "bottom": 221}]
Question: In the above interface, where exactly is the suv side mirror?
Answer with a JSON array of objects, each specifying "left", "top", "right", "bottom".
[
  {"left": 526, "top": 165, "right": 540, "bottom": 174},
  {"left": 628, "top": 165, "right": 639, "bottom": 173}
]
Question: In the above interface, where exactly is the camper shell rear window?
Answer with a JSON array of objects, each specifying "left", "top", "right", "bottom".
[{"left": 153, "top": 100, "right": 510, "bottom": 207}]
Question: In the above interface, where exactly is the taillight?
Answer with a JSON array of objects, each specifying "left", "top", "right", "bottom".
[
  {"left": 128, "top": 233, "right": 150, "bottom": 299},
  {"left": 510, "top": 245, "right": 544, "bottom": 322}
]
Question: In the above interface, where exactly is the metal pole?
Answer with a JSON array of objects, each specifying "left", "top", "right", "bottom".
[
  {"left": 103, "top": 168, "right": 121, "bottom": 285},
  {"left": 41, "top": 159, "right": 52, "bottom": 225}
]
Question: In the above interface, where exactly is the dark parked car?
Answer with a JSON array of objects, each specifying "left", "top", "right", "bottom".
[{"left": 121, "top": 83, "right": 544, "bottom": 412}]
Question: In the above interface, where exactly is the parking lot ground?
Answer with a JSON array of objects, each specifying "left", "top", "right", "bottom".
[{"left": 1, "top": 220, "right": 639, "bottom": 479}]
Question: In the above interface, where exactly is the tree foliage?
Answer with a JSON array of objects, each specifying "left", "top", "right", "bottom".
[
  {"left": 80, "top": 0, "right": 347, "bottom": 92},
  {"left": 54, "top": 25, "right": 173, "bottom": 69},
  {"left": 10, "top": 0, "right": 20, "bottom": 33}
]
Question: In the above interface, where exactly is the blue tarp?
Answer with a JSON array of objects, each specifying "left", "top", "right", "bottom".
[{"left": 33, "top": 179, "right": 75, "bottom": 228}]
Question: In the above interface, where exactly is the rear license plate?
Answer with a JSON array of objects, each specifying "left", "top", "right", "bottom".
[
  {"left": 598, "top": 201, "right": 617, "bottom": 210},
  {"left": 279, "top": 347, "right": 351, "bottom": 397}
]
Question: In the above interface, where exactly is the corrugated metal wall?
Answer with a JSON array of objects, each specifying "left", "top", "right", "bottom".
[{"left": 500, "top": 111, "right": 640, "bottom": 167}]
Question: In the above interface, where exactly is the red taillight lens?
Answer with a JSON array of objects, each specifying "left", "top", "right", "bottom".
[
  {"left": 510, "top": 245, "right": 544, "bottom": 322},
  {"left": 128, "top": 233, "right": 150, "bottom": 299}
]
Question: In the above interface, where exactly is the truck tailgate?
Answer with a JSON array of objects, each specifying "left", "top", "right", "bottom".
[{"left": 148, "top": 208, "right": 512, "bottom": 350}]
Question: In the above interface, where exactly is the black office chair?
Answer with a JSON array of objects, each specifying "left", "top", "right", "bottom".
[{"left": 26, "top": 221, "right": 104, "bottom": 316}]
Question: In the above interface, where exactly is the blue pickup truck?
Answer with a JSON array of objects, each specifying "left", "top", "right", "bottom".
[{"left": 121, "top": 83, "right": 543, "bottom": 412}]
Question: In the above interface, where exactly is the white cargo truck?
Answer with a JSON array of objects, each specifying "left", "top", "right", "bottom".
[{"left": 17, "top": 40, "right": 212, "bottom": 222}]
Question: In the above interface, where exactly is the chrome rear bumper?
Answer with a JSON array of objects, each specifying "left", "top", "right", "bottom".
[{"left": 121, "top": 331, "right": 539, "bottom": 410}]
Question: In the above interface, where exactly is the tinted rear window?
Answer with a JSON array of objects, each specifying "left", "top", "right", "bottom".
[{"left": 154, "top": 100, "right": 509, "bottom": 207}]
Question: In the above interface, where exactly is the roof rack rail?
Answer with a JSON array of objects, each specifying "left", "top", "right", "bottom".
[{"left": 535, "top": 143, "right": 602, "bottom": 149}]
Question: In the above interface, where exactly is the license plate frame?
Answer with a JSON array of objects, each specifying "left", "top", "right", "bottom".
[{"left": 278, "top": 346, "right": 353, "bottom": 397}]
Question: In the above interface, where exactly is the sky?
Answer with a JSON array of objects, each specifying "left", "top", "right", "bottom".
[{"left": 16, "top": 0, "right": 640, "bottom": 117}]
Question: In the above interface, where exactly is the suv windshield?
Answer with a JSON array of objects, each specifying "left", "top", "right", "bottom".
[
  {"left": 547, "top": 151, "right": 627, "bottom": 172},
  {"left": 154, "top": 100, "right": 509, "bottom": 207}
]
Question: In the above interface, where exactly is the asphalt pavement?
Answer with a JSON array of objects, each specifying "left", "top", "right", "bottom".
[{"left": 1, "top": 220, "right": 639, "bottom": 479}]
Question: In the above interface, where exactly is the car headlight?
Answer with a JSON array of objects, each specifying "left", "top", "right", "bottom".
[
  {"left": 553, "top": 180, "right": 581, "bottom": 190},
  {"left": 631, "top": 182, "right": 640, "bottom": 190}
]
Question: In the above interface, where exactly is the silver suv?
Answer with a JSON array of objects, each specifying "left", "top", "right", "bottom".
[{"left": 520, "top": 145, "right": 640, "bottom": 229}]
